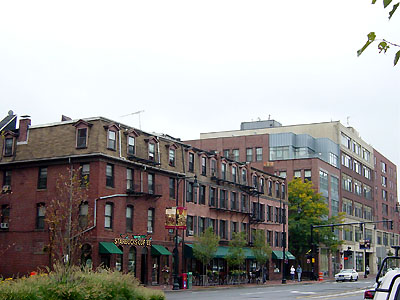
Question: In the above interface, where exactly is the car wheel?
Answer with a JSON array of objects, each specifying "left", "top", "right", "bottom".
[{"left": 355, "top": 276, "right": 358, "bottom": 281}]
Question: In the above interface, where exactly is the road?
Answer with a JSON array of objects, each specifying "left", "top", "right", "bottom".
[{"left": 165, "top": 279, "right": 374, "bottom": 300}]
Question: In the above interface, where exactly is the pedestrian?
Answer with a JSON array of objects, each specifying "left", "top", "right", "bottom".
[
  {"left": 366, "top": 265, "right": 370, "bottom": 276},
  {"left": 161, "top": 265, "right": 170, "bottom": 286},
  {"left": 290, "top": 265, "right": 295, "bottom": 281},
  {"left": 296, "top": 265, "right": 302, "bottom": 282},
  {"left": 262, "top": 266, "right": 267, "bottom": 283}
]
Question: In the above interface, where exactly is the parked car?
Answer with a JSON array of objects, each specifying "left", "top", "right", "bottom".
[
  {"left": 364, "top": 254, "right": 400, "bottom": 300},
  {"left": 335, "top": 269, "right": 359, "bottom": 282}
]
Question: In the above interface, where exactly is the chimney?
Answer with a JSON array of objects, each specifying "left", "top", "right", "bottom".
[{"left": 18, "top": 116, "right": 31, "bottom": 143}]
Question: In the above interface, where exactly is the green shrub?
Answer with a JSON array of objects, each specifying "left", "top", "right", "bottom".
[{"left": 0, "top": 265, "right": 165, "bottom": 300}]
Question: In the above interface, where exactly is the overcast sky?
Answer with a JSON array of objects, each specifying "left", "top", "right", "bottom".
[{"left": 1, "top": 1, "right": 399, "bottom": 182}]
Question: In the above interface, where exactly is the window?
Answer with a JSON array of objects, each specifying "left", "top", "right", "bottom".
[
  {"left": 282, "top": 184, "right": 286, "bottom": 199},
  {"left": 187, "top": 215, "right": 194, "bottom": 236},
  {"left": 364, "top": 206, "right": 372, "bottom": 220},
  {"left": 148, "top": 173, "right": 155, "bottom": 194},
  {"left": 354, "top": 203, "right": 362, "bottom": 218},
  {"left": 241, "top": 222, "right": 248, "bottom": 235},
  {"left": 127, "top": 136, "right": 135, "bottom": 155},
  {"left": 363, "top": 166, "right": 371, "bottom": 180},
  {"left": 232, "top": 149, "right": 239, "bottom": 161},
  {"left": 294, "top": 170, "right": 301, "bottom": 178},
  {"left": 232, "top": 166, "right": 237, "bottom": 183},
  {"left": 199, "top": 217, "right": 205, "bottom": 234},
  {"left": 201, "top": 157, "right": 207, "bottom": 176},
  {"left": 219, "top": 220, "right": 227, "bottom": 239},
  {"left": 3, "top": 138, "right": 13, "bottom": 156},
  {"left": 341, "top": 133, "right": 351, "bottom": 149},
  {"left": 188, "top": 153, "right": 194, "bottom": 172},
  {"left": 269, "top": 146, "right": 290, "bottom": 160},
  {"left": 342, "top": 153, "right": 352, "bottom": 168},
  {"left": 231, "top": 192, "right": 238, "bottom": 211},
  {"left": 148, "top": 143, "right": 155, "bottom": 161},
  {"left": 329, "top": 153, "right": 338, "bottom": 167},
  {"left": 354, "top": 160, "right": 361, "bottom": 174},
  {"left": 81, "top": 164, "right": 90, "bottom": 186},
  {"left": 126, "top": 168, "right": 133, "bottom": 190},
  {"left": 268, "top": 180, "right": 272, "bottom": 196},
  {"left": 3, "top": 170, "right": 11, "bottom": 187},
  {"left": 275, "top": 231, "right": 280, "bottom": 247},
  {"left": 279, "top": 171, "right": 287, "bottom": 178},
  {"left": 220, "top": 190, "right": 227, "bottom": 209},
  {"left": 256, "top": 147, "right": 263, "bottom": 161},
  {"left": 36, "top": 203, "right": 45, "bottom": 229},
  {"left": 342, "top": 199, "right": 353, "bottom": 216},
  {"left": 169, "top": 148, "right": 175, "bottom": 166},
  {"left": 37, "top": 167, "right": 47, "bottom": 189},
  {"left": 0, "top": 205, "right": 10, "bottom": 229},
  {"left": 106, "top": 164, "right": 114, "bottom": 188},
  {"left": 105, "top": 203, "right": 113, "bottom": 229},
  {"left": 260, "top": 178, "right": 265, "bottom": 193},
  {"left": 342, "top": 174, "right": 352, "bottom": 192},
  {"left": 362, "top": 149, "right": 370, "bottom": 162},
  {"left": 275, "top": 182, "right": 280, "bottom": 198},
  {"left": 352, "top": 142, "right": 361, "bottom": 155},
  {"left": 381, "top": 162, "right": 387, "bottom": 173},
  {"left": 186, "top": 182, "right": 194, "bottom": 202},
  {"left": 108, "top": 130, "right": 116, "bottom": 150},
  {"left": 126, "top": 205, "right": 133, "bottom": 231},
  {"left": 304, "top": 170, "right": 312, "bottom": 182},
  {"left": 128, "top": 247, "right": 136, "bottom": 275},
  {"left": 230, "top": 221, "right": 238, "bottom": 239},
  {"left": 382, "top": 189, "right": 388, "bottom": 201},
  {"left": 223, "top": 149, "right": 230, "bottom": 158},
  {"left": 241, "top": 194, "right": 248, "bottom": 213},
  {"left": 199, "top": 185, "right": 206, "bottom": 205},
  {"left": 169, "top": 178, "right": 176, "bottom": 198},
  {"left": 363, "top": 184, "right": 372, "bottom": 200},
  {"left": 221, "top": 163, "right": 226, "bottom": 180},
  {"left": 382, "top": 204, "right": 389, "bottom": 216},
  {"left": 246, "top": 148, "right": 253, "bottom": 162},
  {"left": 79, "top": 202, "right": 89, "bottom": 228},
  {"left": 253, "top": 175, "right": 258, "bottom": 188},
  {"left": 354, "top": 180, "right": 362, "bottom": 196},
  {"left": 241, "top": 169, "right": 247, "bottom": 184},
  {"left": 267, "top": 205, "right": 273, "bottom": 221},
  {"left": 382, "top": 176, "right": 387, "bottom": 187},
  {"left": 76, "top": 128, "right": 87, "bottom": 148},
  {"left": 147, "top": 208, "right": 154, "bottom": 233},
  {"left": 209, "top": 187, "right": 216, "bottom": 207}
]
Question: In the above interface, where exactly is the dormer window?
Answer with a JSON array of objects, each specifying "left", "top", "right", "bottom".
[
  {"left": 77, "top": 128, "right": 87, "bottom": 148},
  {"left": 128, "top": 136, "right": 135, "bottom": 155},
  {"left": 169, "top": 148, "right": 176, "bottom": 166},
  {"left": 73, "top": 120, "right": 92, "bottom": 149},
  {"left": 188, "top": 152, "right": 194, "bottom": 172},
  {"left": 149, "top": 143, "right": 155, "bottom": 161},
  {"left": 108, "top": 130, "right": 116, "bottom": 150},
  {"left": 4, "top": 138, "right": 13, "bottom": 156}
]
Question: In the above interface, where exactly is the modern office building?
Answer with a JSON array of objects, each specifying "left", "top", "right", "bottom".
[{"left": 185, "top": 119, "right": 398, "bottom": 277}]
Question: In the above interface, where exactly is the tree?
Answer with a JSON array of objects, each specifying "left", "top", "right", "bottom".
[
  {"left": 226, "top": 232, "right": 246, "bottom": 271},
  {"left": 252, "top": 229, "right": 272, "bottom": 267},
  {"left": 357, "top": 0, "right": 400, "bottom": 66},
  {"left": 192, "top": 227, "right": 220, "bottom": 280},
  {"left": 45, "top": 166, "right": 91, "bottom": 267},
  {"left": 288, "top": 178, "right": 344, "bottom": 260}
]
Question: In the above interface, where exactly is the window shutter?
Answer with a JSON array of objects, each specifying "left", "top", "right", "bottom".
[
  {"left": 225, "top": 221, "right": 228, "bottom": 239},
  {"left": 215, "top": 219, "right": 218, "bottom": 236}
]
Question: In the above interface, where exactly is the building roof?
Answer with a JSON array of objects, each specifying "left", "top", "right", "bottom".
[{"left": 0, "top": 110, "right": 17, "bottom": 132}]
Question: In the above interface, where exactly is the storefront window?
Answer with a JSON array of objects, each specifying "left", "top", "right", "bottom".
[{"left": 356, "top": 252, "right": 364, "bottom": 272}]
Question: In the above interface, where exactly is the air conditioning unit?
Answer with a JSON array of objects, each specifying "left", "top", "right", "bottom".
[
  {"left": 0, "top": 223, "right": 9, "bottom": 229},
  {"left": 2, "top": 185, "right": 11, "bottom": 193},
  {"left": 188, "top": 230, "right": 194, "bottom": 235}
]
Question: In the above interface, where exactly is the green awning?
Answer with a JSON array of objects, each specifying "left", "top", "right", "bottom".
[
  {"left": 99, "top": 242, "right": 123, "bottom": 254},
  {"left": 214, "top": 246, "right": 230, "bottom": 258},
  {"left": 244, "top": 248, "right": 256, "bottom": 259},
  {"left": 151, "top": 245, "right": 172, "bottom": 256},
  {"left": 185, "top": 244, "right": 257, "bottom": 260},
  {"left": 272, "top": 250, "right": 295, "bottom": 260}
]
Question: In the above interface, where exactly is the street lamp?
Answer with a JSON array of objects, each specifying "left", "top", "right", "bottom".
[{"left": 172, "top": 175, "right": 198, "bottom": 290}]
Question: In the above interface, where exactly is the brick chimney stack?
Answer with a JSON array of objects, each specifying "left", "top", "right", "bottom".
[{"left": 18, "top": 116, "right": 31, "bottom": 143}]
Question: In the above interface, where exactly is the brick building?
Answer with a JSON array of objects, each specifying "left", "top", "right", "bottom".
[
  {"left": 185, "top": 119, "right": 398, "bottom": 277},
  {"left": 0, "top": 114, "right": 289, "bottom": 283}
]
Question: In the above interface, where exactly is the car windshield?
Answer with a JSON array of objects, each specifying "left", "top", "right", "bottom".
[
  {"left": 340, "top": 269, "right": 353, "bottom": 273},
  {"left": 377, "top": 257, "right": 400, "bottom": 282}
]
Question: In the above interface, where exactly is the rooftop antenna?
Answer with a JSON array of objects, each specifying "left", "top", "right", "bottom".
[
  {"left": 346, "top": 116, "right": 350, "bottom": 126},
  {"left": 268, "top": 114, "right": 271, "bottom": 120},
  {"left": 120, "top": 110, "right": 145, "bottom": 130}
]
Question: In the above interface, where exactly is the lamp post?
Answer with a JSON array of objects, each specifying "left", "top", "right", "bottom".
[{"left": 172, "top": 175, "right": 198, "bottom": 290}]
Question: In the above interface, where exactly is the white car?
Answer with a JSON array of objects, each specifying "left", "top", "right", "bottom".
[{"left": 335, "top": 269, "right": 359, "bottom": 282}]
